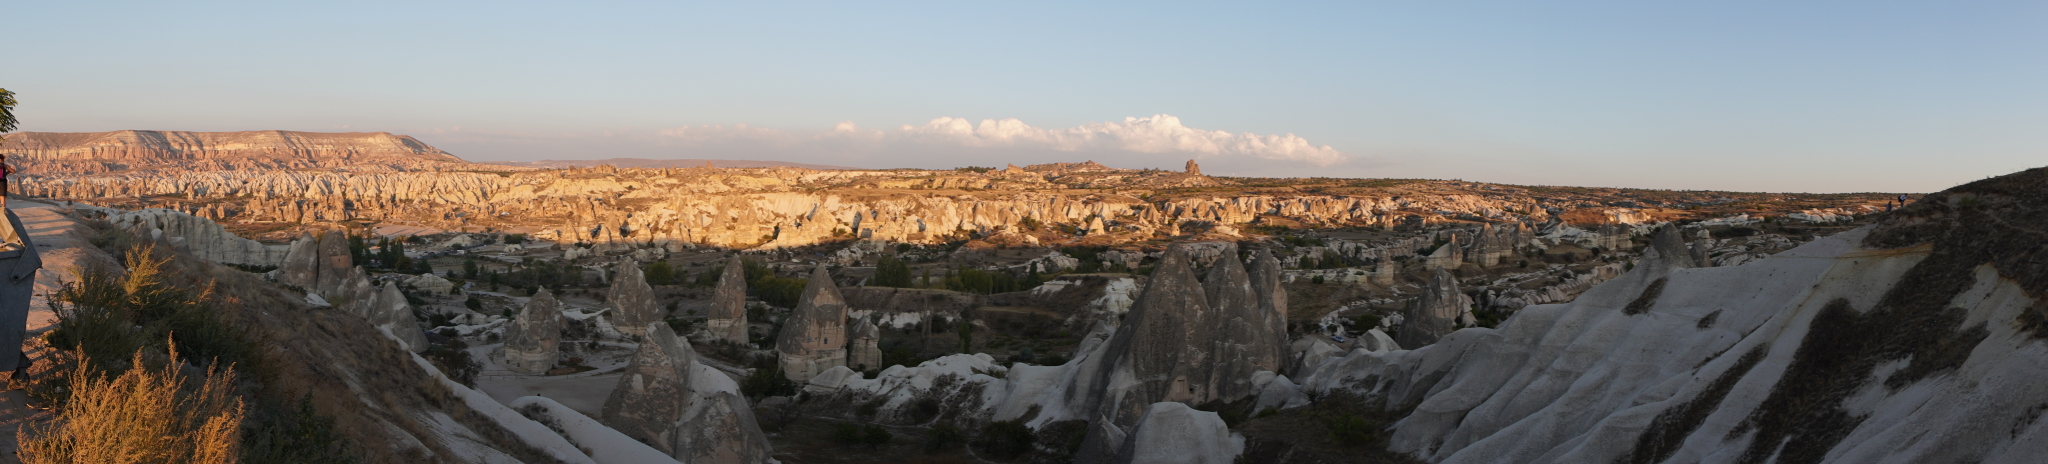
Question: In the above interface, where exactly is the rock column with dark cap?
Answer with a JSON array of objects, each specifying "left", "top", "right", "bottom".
[{"left": 705, "top": 256, "right": 749, "bottom": 344}]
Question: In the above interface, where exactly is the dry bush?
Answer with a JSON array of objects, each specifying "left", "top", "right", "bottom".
[{"left": 17, "top": 345, "right": 245, "bottom": 464}]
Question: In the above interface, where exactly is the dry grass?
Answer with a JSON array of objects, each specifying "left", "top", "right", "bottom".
[{"left": 17, "top": 345, "right": 245, "bottom": 464}]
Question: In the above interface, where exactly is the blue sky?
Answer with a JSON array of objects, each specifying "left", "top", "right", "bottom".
[{"left": 8, "top": 1, "right": 2044, "bottom": 193}]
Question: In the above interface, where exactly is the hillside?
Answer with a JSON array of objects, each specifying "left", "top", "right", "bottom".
[{"left": 0, "top": 130, "right": 477, "bottom": 174}]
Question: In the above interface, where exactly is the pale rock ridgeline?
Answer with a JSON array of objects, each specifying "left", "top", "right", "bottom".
[
  {"left": 0, "top": 130, "right": 478, "bottom": 175},
  {"left": 599, "top": 322, "right": 774, "bottom": 463},
  {"left": 17, "top": 159, "right": 1880, "bottom": 252},
  {"left": 92, "top": 206, "right": 290, "bottom": 266},
  {"left": 1284, "top": 168, "right": 2048, "bottom": 463}
]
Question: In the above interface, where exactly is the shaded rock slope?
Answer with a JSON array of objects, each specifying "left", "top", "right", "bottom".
[{"left": 1294, "top": 167, "right": 2048, "bottom": 464}]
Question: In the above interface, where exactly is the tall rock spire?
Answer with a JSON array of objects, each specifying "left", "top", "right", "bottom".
[
  {"left": 706, "top": 256, "right": 750, "bottom": 344},
  {"left": 1246, "top": 248, "right": 1290, "bottom": 374},
  {"left": 504, "top": 288, "right": 563, "bottom": 375},
  {"left": 1201, "top": 242, "right": 1266, "bottom": 403},
  {"left": 1397, "top": 269, "right": 1472, "bottom": 348},
  {"left": 609, "top": 259, "right": 663, "bottom": 337},
  {"left": 774, "top": 265, "right": 848, "bottom": 381}
]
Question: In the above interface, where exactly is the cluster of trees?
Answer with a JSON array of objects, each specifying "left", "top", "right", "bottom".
[
  {"left": 1297, "top": 249, "right": 1351, "bottom": 270},
  {"left": 346, "top": 235, "right": 433, "bottom": 274}
]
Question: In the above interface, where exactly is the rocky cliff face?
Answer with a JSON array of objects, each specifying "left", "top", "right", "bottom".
[
  {"left": 98, "top": 207, "right": 289, "bottom": 266},
  {"left": 1, "top": 130, "right": 475, "bottom": 175},
  {"left": 1289, "top": 168, "right": 2048, "bottom": 464}
]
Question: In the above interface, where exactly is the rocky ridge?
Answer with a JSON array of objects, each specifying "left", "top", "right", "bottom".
[{"left": 1, "top": 130, "right": 477, "bottom": 175}]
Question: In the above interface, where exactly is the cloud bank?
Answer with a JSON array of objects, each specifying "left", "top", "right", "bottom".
[{"left": 427, "top": 115, "right": 1354, "bottom": 173}]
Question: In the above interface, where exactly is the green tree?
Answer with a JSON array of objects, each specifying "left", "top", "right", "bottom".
[
  {"left": 872, "top": 256, "right": 912, "bottom": 288},
  {"left": 644, "top": 261, "right": 676, "bottom": 285},
  {"left": 0, "top": 88, "right": 17, "bottom": 141}
]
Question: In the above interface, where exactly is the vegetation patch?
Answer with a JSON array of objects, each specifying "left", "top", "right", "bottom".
[
  {"left": 1617, "top": 345, "right": 1767, "bottom": 464},
  {"left": 1622, "top": 277, "right": 1668, "bottom": 315}
]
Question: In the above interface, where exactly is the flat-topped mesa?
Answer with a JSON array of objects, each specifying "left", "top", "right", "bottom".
[
  {"left": 704, "top": 256, "right": 749, "bottom": 344},
  {"left": 0, "top": 130, "right": 471, "bottom": 175},
  {"left": 847, "top": 318, "right": 881, "bottom": 372},
  {"left": 504, "top": 288, "right": 564, "bottom": 375},
  {"left": 370, "top": 282, "right": 429, "bottom": 352},
  {"left": 608, "top": 260, "right": 663, "bottom": 338},
  {"left": 1396, "top": 269, "right": 1473, "bottom": 348},
  {"left": 775, "top": 265, "right": 848, "bottom": 381},
  {"left": 1246, "top": 249, "right": 1290, "bottom": 375},
  {"left": 600, "top": 322, "right": 696, "bottom": 456}
]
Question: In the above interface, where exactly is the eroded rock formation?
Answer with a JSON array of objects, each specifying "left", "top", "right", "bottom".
[
  {"left": 607, "top": 260, "right": 663, "bottom": 337},
  {"left": 847, "top": 318, "right": 881, "bottom": 371},
  {"left": 369, "top": 282, "right": 428, "bottom": 351},
  {"left": 504, "top": 289, "right": 563, "bottom": 375},
  {"left": 0, "top": 130, "right": 472, "bottom": 174},
  {"left": 775, "top": 265, "right": 848, "bottom": 381},
  {"left": 1396, "top": 269, "right": 1472, "bottom": 348},
  {"left": 705, "top": 256, "right": 749, "bottom": 344}
]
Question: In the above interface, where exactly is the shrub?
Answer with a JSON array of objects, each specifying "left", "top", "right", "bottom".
[
  {"left": 19, "top": 345, "right": 245, "bottom": 464},
  {"left": 861, "top": 424, "right": 893, "bottom": 448},
  {"left": 924, "top": 422, "right": 966, "bottom": 453},
  {"left": 833, "top": 423, "right": 864, "bottom": 446},
  {"left": 1325, "top": 413, "right": 1376, "bottom": 448},
  {"left": 739, "top": 363, "right": 798, "bottom": 399},
  {"left": 973, "top": 420, "right": 1037, "bottom": 459}
]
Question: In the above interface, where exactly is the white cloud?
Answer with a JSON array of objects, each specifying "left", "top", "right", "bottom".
[
  {"left": 884, "top": 115, "right": 1349, "bottom": 166},
  {"left": 647, "top": 114, "right": 1351, "bottom": 167},
  {"left": 416, "top": 115, "right": 1355, "bottom": 173}
]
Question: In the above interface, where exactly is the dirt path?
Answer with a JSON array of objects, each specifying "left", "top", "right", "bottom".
[{"left": 0, "top": 200, "right": 122, "bottom": 463}]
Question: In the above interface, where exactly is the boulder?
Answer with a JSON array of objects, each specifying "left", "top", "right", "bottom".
[
  {"left": 504, "top": 289, "right": 563, "bottom": 375},
  {"left": 704, "top": 256, "right": 749, "bottom": 344},
  {"left": 1109, "top": 402, "right": 1244, "bottom": 464},
  {"left": 608, "top": 260, "right": 663, "bottom": 338}
]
